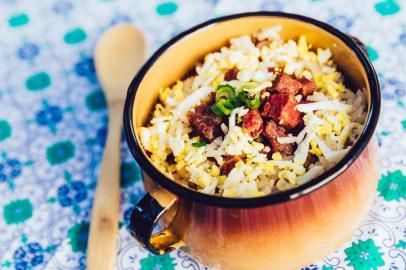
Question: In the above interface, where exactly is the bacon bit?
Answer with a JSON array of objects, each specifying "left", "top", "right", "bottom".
[
  {"left": 220, "top": 156, "right": 241, "bottom": 176},
  {"left": 272, "top": 73, "right": 302, "bottom": 95},
  {"left": 267, "top": 67, "right": 275, "bottom": 73},
  {"left": 261, "top": 93, "right": 301, "bottom": 129},
  {"left": 263, "top": 119, "right": 284, "bottom": 138},
  {"left": 187, "top": 102, "right": 222, "bottom": 141},
  {"left": 263, "top": 120, "right": 293, "bottom": 155},
  {"left": 300, "top": 78, "right": 316, "bottom": 96},
  {"left": 224, "top": 67, "right": 239, "bottom": 81},
  {"left": 242, "top": 110, "right": 263, "bottom": 138}
]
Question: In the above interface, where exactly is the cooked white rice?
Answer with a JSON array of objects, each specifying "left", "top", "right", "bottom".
[{"left": 139, "top": 26, "right": 367, "bottom": 198}]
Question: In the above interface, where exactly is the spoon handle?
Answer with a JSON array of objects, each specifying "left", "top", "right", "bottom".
[{"left": 87, "top": 104, "right": 122, "bottom": 270}]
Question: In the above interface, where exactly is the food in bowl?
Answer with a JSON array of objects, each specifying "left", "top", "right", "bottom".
[{"left": 139, "top": 26, "right": 367, "bottom": 198}]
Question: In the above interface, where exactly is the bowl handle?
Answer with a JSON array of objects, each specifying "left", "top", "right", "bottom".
[
  {"left": 347, "top": 35, "right": 368, "bottom": 56},
  {"left": 128, "top": 186, "right": 184, "bottom": 255}
]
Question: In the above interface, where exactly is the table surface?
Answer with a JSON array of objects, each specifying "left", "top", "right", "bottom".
[{"left": 0, "top": 0, "right": 405, "bottom": 269}]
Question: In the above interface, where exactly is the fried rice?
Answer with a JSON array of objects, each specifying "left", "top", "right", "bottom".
[{"left": 139, "top": 25, "right": 367, "bottom": 198}]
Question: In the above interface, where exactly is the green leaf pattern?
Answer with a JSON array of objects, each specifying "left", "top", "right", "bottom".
[{"left": 344, "top": 239, "right": 385, "bottom": 270}]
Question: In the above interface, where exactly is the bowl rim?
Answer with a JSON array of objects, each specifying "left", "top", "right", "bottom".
[{"left": 123, "top": 11, "right": 380, "bottom": 208}]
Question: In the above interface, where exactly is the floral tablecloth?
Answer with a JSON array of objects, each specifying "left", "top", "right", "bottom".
[{"left": 0, "top": 0, "right": 405, "bottom": 269}]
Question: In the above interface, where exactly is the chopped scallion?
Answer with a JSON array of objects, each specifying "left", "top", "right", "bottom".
[
  {"left": 191, "top": 140, "right": 207, "bottom": 147},
  {"left": 211, "top": 99, "right": 233, "bottom": 116},
  {"left": 216, "top": 86, "right": 235, "bottom": 102}
]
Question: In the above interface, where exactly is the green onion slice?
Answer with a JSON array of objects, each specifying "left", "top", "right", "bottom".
[
  {"left": 231, "top": 96, "right": 243, "bottom": 107},
  {"left": 210, "top": 103, "right": 224, "bottom": 116},
  {"left": 192, "top": 140, "right": 207, "bottom": 147},
  {"left": 211, "top": 99, "right": 234, "bottom": 116},
  {"left": 247, "top": 97, "right": 260, "bottom": 109},
  {"left": 215, "top": 84, "right": 236, "bottom": 102},
  {"left": 238, "top": 90, "right": 260, "bottom": 109},
  {"left": 211, "top": 83, "right": 261, "bottom": 115},
  {"left": 237, "top": 83, "right": 256, "bottom": 93},
  {"left": 217, "top": 84, "right": 235, "bottom": 92}
]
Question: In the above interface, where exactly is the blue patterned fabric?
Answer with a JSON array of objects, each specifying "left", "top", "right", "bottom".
[{"left": 0, "top": 0, "right": 405, "bottom": 269}]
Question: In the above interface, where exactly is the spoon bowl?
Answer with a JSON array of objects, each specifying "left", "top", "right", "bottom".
[{"left": 94, "top": 24, "right": 147, "bottom": 102}]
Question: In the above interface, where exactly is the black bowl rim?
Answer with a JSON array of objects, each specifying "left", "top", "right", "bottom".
[{"left": 123, "top": 11, "right": 381, "bottom": 208}]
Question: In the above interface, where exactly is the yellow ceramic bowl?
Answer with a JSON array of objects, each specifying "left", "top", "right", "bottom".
[{"left": 123, "top": 12, "right": 381, "bottom": 270}]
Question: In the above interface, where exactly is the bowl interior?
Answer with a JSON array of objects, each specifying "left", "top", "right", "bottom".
[{"left": 128, "top": 14, "right": 375, "bottom": 205}]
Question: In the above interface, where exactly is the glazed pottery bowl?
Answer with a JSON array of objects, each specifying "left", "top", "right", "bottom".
[{"left": 123, "top": 12, "right": 381, "bottom": 270}]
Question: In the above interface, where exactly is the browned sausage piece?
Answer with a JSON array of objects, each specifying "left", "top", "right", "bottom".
[
  {"left": 261, "top": 93, "right": 302, "bottom": 129},
  {"left": 187, "top": 103, "right": 222, "bottom": 141},
  {"left": 242, "top": 109, "right": 263, "bottom": 138},
  {"left": 300, "top": 78, "right": 316, "bottom": 96},
  {"left": 272, "top": 73, "right": 302, "bottom": 95},
  {"left": 263, "top": 120, "right": 293, "bottom": 155}
]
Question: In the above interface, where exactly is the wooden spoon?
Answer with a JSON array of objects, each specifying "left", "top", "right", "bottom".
[{"left": 87, "top": 24, "right": 146, "bottom": 270}]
